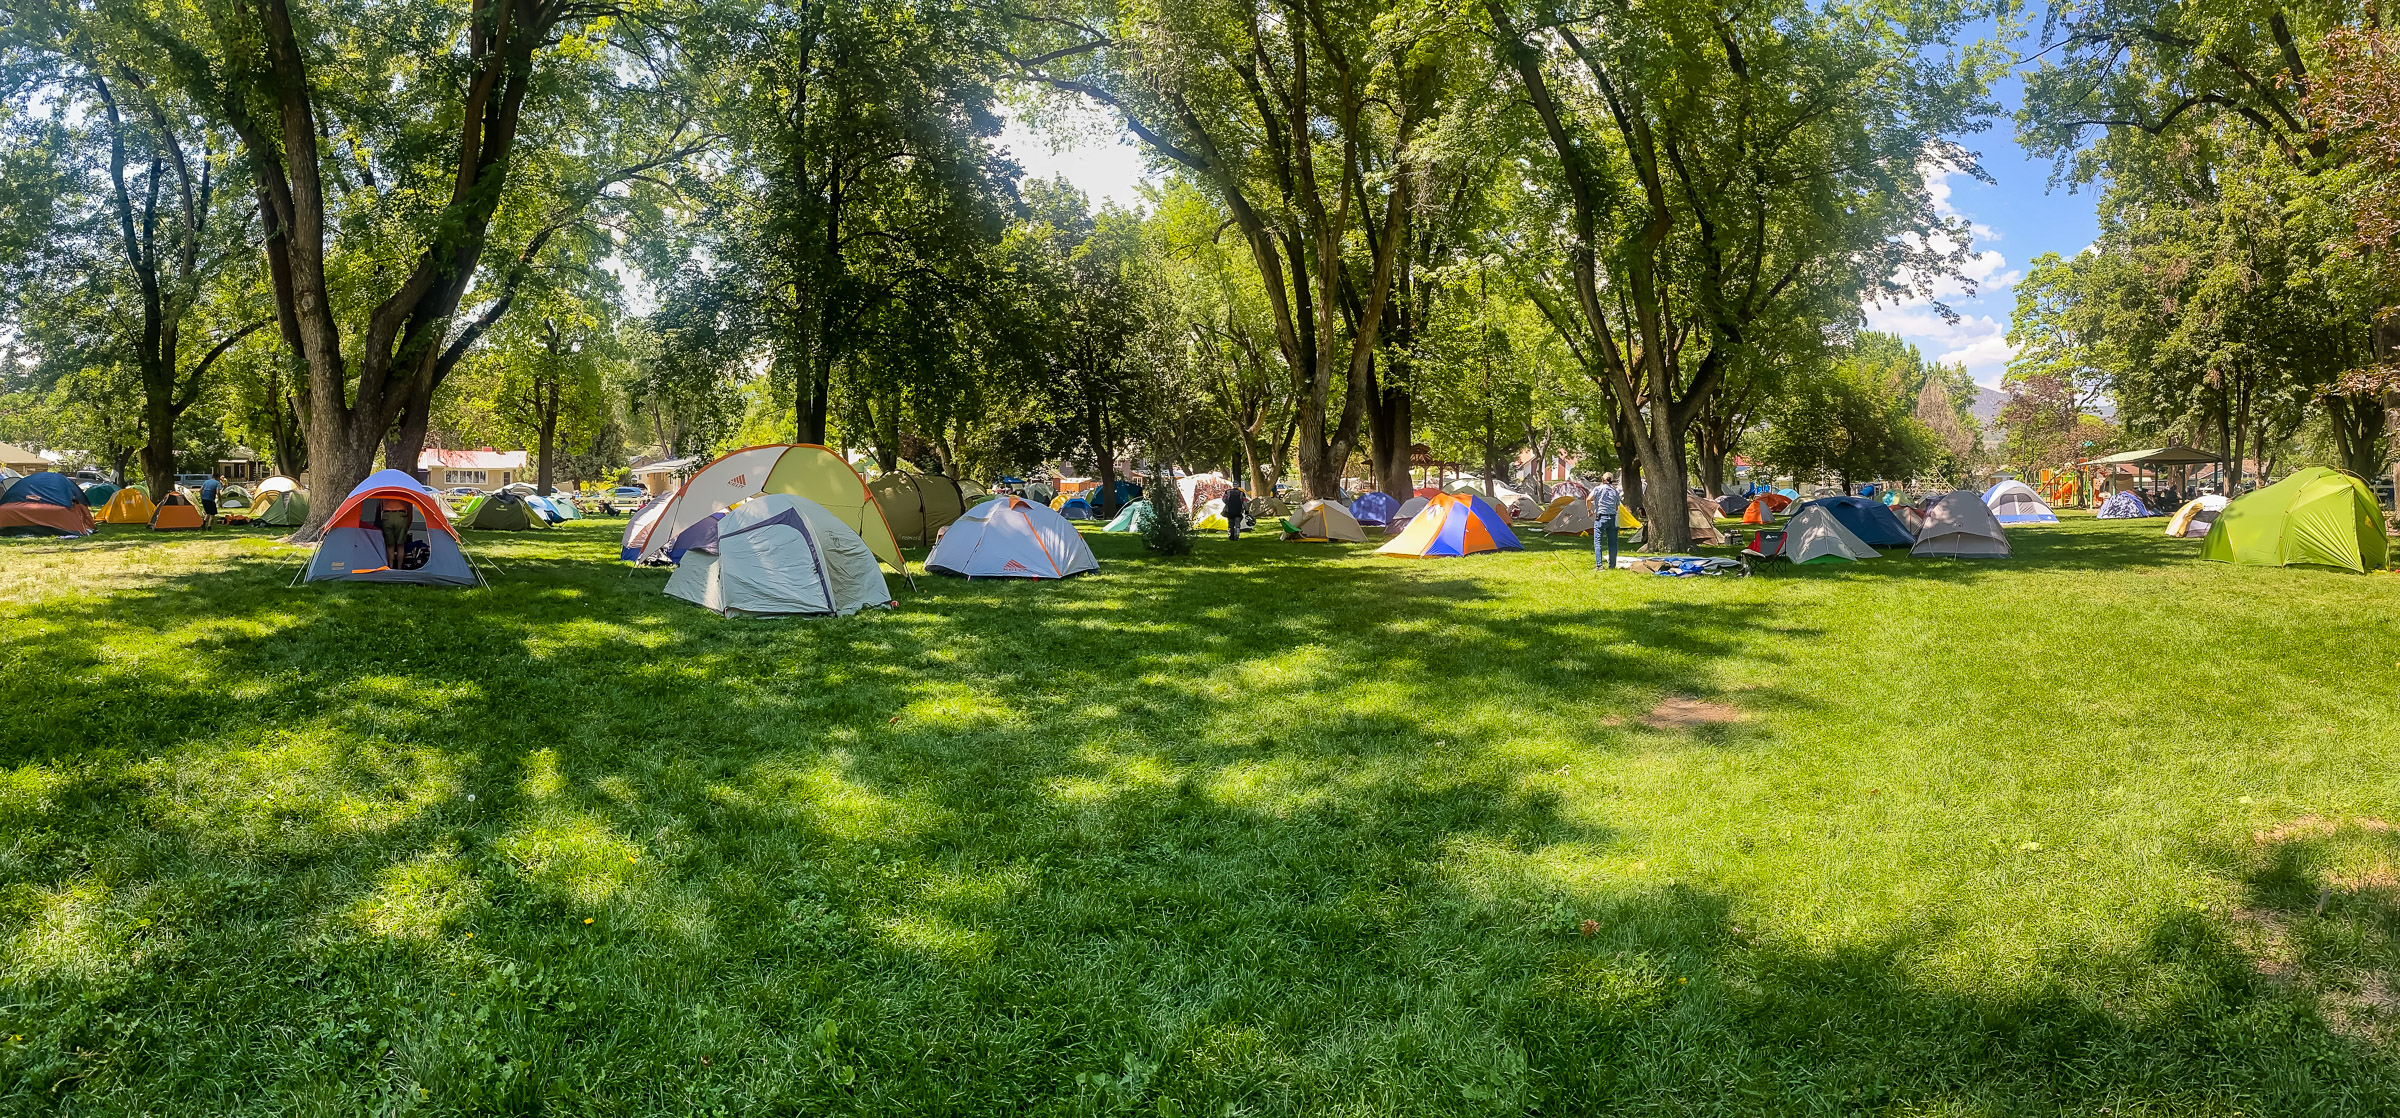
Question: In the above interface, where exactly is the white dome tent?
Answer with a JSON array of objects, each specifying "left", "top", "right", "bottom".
[
  {"left": 926, "top": 495, "right": 1098, "bottom": 579},
  {"left": 663, "top": 494, "right": 893, "bottom": 617}
]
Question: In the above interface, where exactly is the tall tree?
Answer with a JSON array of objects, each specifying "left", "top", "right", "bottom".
[
  {"left": 1009, "top": 0, "right": 1467, "bottom": 497},
  {"left": 0, "top": 17, "right": 266, "bottom": 496},
  {"left": 1486, "top": 0, "right": 1996, "bottom": 548},
  {"left": 100, "top": 0, "right": 666, "bottom": 534}
]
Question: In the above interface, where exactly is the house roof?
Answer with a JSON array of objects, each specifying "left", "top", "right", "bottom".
[
  {"left": 420, "top": 448, "right": 528, "bottom": 470},
  {"left": 0, "top": 441, "right": 50, "bottom": 466}
]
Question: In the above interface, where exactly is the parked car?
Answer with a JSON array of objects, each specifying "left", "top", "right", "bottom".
[
  {"left": 446, "top": 487, "right": 483, "bottom": 497},
  {"left": 609, "top": 486, "right": 646, "bottom": 500}
]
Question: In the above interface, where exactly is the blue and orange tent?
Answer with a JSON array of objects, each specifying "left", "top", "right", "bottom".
[{"left": 1374, "top": 492, "right": 1522, "bottom": 557}]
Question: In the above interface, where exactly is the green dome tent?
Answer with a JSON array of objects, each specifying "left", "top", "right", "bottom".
[
  {"left": 460, "top": 491, "right": 547, "bottom": 530},
  {"left": 2200, "top": 467, "right": 2387, "bottom": 572}
]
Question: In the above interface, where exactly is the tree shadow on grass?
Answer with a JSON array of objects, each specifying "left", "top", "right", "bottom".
[{"left": 6, "top": 527, "right": 2394, "bottom": 1112}]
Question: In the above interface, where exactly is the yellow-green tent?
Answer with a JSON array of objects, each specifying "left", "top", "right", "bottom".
[{"left": 2200, "top": 467, "right": 2387, "bottom": 573}]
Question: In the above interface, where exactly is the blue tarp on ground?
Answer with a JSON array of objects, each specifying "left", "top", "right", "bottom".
[{"left": 1802, "top": 495, "right": 1914, "bottom": 546}]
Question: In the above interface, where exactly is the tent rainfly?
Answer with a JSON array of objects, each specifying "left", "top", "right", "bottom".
[
  {"left": 868, "top": 472, "right": 971, "bottom": 546},
  {"left": 2200, "top": 467, "right": 2386, "bottom": 572},
  {"left": 1286, "top": 499, "right": 1367, "bottom": 542},
  {"left": 1104, "top": 499, "right": 1154, "bottom": 533},
  {"left": 1376, "top": 493, "right": 1522, "bottom": 557},
  {"left": 629, "top": 444, "right": 905, "bottom": 574},
  {"left": 2166, "top": 494, "right": 2229, "bottom": 538},
  {"left": 304, "top": 469, "right": 483, "bottom": 586},
  {"left": 1775, "top": 503, "right": 1878, "bottom": 564},
  {"left": 925, "top": 495, "right": 1098, "bottom": 579},
  {"left": 1912, "top": 490, "right": 2011, "bottom": 558},
  {"left": 1349, "top": 491, "right": 1399, "bottom": 526},
  {"left": 1543, "top": 498, "right": 1594, "bottom": 536},
  {"left": 664, "top": 494, "right": 893, "bottom": 617}
]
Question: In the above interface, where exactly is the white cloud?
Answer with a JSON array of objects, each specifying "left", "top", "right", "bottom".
[{"left": 1862, "top": 165, "right": 2022, "bottom": 386}]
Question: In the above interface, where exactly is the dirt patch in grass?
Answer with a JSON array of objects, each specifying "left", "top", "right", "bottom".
[{"left": 1643, "top": 696, "right": 1744, "bottom": 729}]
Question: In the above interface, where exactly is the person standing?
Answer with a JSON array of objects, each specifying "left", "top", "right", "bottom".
[
  {"left": 198, "top": 475, "right": 222, "bottom": 526},
  {"left": 1591, "top": 473, "right": 1623, "bottom": 571},
  {"left": 377, "top": 498, "right": 415, "bottom": 571},
  {"left": 1222, "top": 485, "right": 1248, "bottom": 542}
]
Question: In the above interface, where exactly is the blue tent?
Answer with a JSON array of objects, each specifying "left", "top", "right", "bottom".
[
  {"left": 2095, "top": 491, "right": 2156, "bottom": 519},
  {"left": 1061, "top": 496, "right": 1095, "bottom": 520},
  {"left": 1350, "top": 490, "right": 1400, "bottom": 525},
  {"left": 1801, "top": 495, "right": 1914, "bottom": 546},
  {"left": 1111, "top": 479, "right": 1143, "bottom": 505},
  {"left": 303, "top": 469, "right": 480, "bottom": 586}
]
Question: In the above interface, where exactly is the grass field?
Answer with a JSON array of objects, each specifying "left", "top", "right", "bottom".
[{"left": 3, "top": 510, "right": 2398, "bottom": 1115}]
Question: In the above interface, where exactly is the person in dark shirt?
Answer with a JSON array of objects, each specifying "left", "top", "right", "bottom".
[
  {"left": 1221, "top": 486, "right": 1248, "bottom": 541},
  {"left": 377, "top": 499, "right": 415, "bottom": 571}
]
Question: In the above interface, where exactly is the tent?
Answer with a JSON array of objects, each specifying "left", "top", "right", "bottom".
[
  {"left": 2200, "top": 467, "right": 2387, "bottom": 573},
  {"left": 150, "top": 489, "right": 207, "bottom": 530},
  {"left": 868, "top": 472, "right": 971, "bottom": 546},
  {"left": 1060, "top": 496, "right": 1095, "bottom": 520},
  {"left": 663, "top": 494, "right": 893, "bottom": 617},
  {"left": 220, "top": 484, "right": 254, "bottom": 509},
  {"left": 1543, "top": 498, "right": 1594, "bottom": 536},
  {"left": 522, "top": 495, "right": 568, "bottom": 524},
  {"left": 2166, "top": 494, "right": 2229, "bottom": 539},
  {"left": 1017, "top": 481, "right": 1056, "bottom": 504},
  {"left": 1501, "top": 493, "right": 1542, "bottom": 520},
  {"left": 622, "top": 496, "right": 672, "bottom": 561},
  {"left": 925, "top": 495, "right": 1098, "bottom": 579},
  {"left": 1776, "top": 503, "right": 1879, "bottom": 564},
  {"left": 81, "top": 480, "right": 120, "bottom": 508},
  {"left": 1715, "top": 495, "right": 1747, "bottom": 518},
  {"left": 252, "top": 479, "right": 309, "bottom": 528},
  {"left": 1392, "top": 495, "right": 1429, "bottom": 527},
  {"left": 1911, "top": 490, "right": 2011, "bottom": 558},
  {"left": 1177, "top": 472, "right": 1233, "bottom": 510},
  {"left": 1632, "top": 493, "right": 1725, "bottom": 548},
  {"left": 1104, "top": 499, "right": 1154, "bottom": 533},
  {"left": 1350, "top": 491, "right": 1400, "bottom": 526},
  {"left": 98, "top": 486, "right": 156, "bottom": 525},
  {"left": 1892, "top": 504, "right": 1925, "bottom": 537},
  {"left": 1983, "top": 480, "right": 2059, "bottom": 525},
  {"left": 1286, "top": 499, "right": 1367, "bottom": 542},
  {"left": 460, "top": 491, "right": 545, "bottom": 530},
  {"left": 1741, "top": 492, "right": 1794, "bottom": 524},
  {"left": 1536, "top": 494, "right": 1577, "bottom": 523},
  {"left": 2095, "top": 491, "right": 2156, "bottom": 519},
  {"left": 1802, "top": 495, "right": 1913, "bottom": 546},
  {"left": 544, "top": 494, "right": 583, "bottom": 521},
  {"left": 0, "top": 471, "right": 94, "bottom": 537},
  {"left": 304, "top": 469, "right": 482, "bottom": 586},
  {"left": 1251, "top": 496, "right": 1290, "bottom": 519},
  {"left": 1192, "top": 498, "right": 1230, "bottom": 531},
  {"left": 631, "top": 444, "right": 905, "bottom": 574},
  {"left": 1376, "top": 493, "right": 1522, "bottom": 557}
]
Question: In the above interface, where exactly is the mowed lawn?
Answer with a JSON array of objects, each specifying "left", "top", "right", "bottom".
[{"left": 3, "top": 511, "right": 2398, "bottom": 1116}]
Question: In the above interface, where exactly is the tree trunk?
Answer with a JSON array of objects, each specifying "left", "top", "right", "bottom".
[
  {"left": 537, "top": 379, "right": 559, "bottom": 494},
  {"left": 1365, "top": 362, "right": 1414, "bottom": 497},
  {"left": 141, "top": 389, "right": 179, "bottom": 498}
]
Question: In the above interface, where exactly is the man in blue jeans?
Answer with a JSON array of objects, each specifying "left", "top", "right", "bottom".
[{"left": 1591, "top": 472, "right": 1623, "bottom": 571}]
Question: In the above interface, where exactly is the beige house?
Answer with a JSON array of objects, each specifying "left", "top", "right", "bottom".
[
  {"left": 0, "top": 442, "right": 51, "bottom": 474},
  {"left": 419, "top": 447, "right": 529, "bottom": 490}
]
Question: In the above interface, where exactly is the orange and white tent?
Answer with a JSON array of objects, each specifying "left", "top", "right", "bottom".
[
  {"left": 150, "top": 489, "right": 206, "bottom": 530},
  {"left": 925, "top": 495, "right": 1097, "bottom": 579},
  {"left": 627, "top": 444, "right": 905, "bottom": 573}
]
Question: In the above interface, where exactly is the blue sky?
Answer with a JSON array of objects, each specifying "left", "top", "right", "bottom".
[{"left": 998, "top": 36, "right": 2099, "bottom": 390}]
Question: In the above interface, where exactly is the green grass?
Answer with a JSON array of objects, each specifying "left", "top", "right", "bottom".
[{"left": 3, "top": 511, "right": 2398, "bottom": 1115}]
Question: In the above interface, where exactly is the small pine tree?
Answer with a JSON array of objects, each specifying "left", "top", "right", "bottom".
[{"left": 1140, "top": 465, "right": 1194, "bottom": 556}]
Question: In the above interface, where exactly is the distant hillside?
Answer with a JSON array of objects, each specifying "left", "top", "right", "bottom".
[{"left": 1970, "top": 386, "right": 2006, "bottom": 425}]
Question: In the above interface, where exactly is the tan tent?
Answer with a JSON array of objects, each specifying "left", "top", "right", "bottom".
[
  {"left": 1535, "top": 494, "right": 1575, "bottom": 523},
  {"left": 1286, "top": 499, "right": 1366, "bottom": 542},
  {"left": 1912, "top": 490, "right": 2010, "bottom": 558},
  {"left": 868, "top": 472, "right": 971, "bottom": 546},
  {"left": 1543, "top": 498, "right": 1593, "bottom": 535},
  {"left": 1776, "top": 503, "right": 1878, "bottom": 563},
  {"left": 1632, "top": 493, "right": 1724, "bottom": 547}
]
